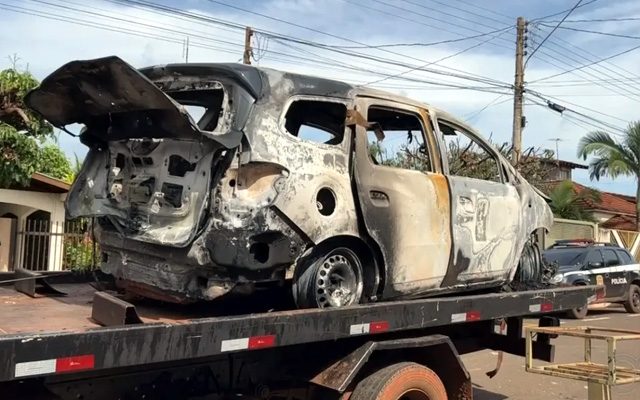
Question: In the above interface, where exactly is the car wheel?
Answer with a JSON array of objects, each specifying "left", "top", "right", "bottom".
[
  {"left": 517, "top": 237, "right": 542, "bottom": 283},
  {"left": 624, "top": 284, "right": 640, "bottom": 314},
  {"left": 293, "top": 247, "right": 364, "bottom": 309},
  {"left": 567, "top": 303, "right": 588, "bottom": 319}
]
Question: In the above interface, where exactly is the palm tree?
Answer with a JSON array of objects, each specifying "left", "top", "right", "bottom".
[
  {"left": 547, "top": 180, "right": 600, "bottom": 222},
  {"left": 578, "top": 122, "right": 640, "bottom": 231}
]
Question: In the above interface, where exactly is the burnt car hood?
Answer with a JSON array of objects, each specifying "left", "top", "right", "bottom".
[{"left": 24, "top": 56, "right": 243, "bottom": 148}]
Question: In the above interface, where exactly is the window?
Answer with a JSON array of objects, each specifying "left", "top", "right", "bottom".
[
  {"left": 602, "top": 249, "right": 620, "bottom": 267},
  {"left": 439, "top": 122, "right": 502, "bottom": 182},
  {"left": 585, "top": 250, "right": 603, "bottom": 267},
  {"left": 615, "top": 249, "right": 633, "bottom": 265},
  {"left": 366, "top": 107, "right": 431, "bottom": 172},
  {"left": 284, "top": 100, "right": 347, "bottom": 145}
]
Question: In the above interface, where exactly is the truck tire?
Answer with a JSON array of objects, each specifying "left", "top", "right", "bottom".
[
  {"left": 349, "top": 362, "right": 447, "bottom": 400},
  {"left": 293, "top": 247, "right": 364, "bottom": 309},
  {"left": 623, "top": 284, "right": 640, "bottom": 314},
  {"left": 567, "top": 304, "right": 588, "bottom": 319}
]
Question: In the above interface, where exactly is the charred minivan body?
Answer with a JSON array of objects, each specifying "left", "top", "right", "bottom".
[{"left": 26, "top": 57, "right": 553, "bottom": 307}]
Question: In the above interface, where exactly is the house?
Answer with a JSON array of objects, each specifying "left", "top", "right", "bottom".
[
  {"left": 540, "top": 158, "right": 588, "bottom": 181},
  {"left": 0, "top": 173, "right": 70, "bottom": 271}
]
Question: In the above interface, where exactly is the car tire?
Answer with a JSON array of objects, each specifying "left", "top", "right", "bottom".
[
  {"left": 517, "top": 237, "right": 543, "bottom": 283},
  {"left": 348, "top": 362, "right": 447, "bottom": 400},
  {"left": 292, "top": 247, "right": 364, "bottom": 309},
  {"left": 623, "top": 284, "right": 640, "bottom": 314},
  {"left": 567, "top": 303, "right": 588, "bottom": 319}
]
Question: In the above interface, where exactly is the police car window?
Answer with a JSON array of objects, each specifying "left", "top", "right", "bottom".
[
  {"left": 585, "top": 250, "right": 603, "bottom": 266},
  {"left": 615, "top": 249, "right": 633, "bottom": 264},
  {"left": 602, "top": 249, "right": 620, "bottom": 267},
  {"left": 543, "top": 248, "right": 585, "bottom": 266}
]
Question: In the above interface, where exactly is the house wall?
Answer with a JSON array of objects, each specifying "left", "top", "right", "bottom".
[{"left": 0, "top": 189, "right": 67, "bottom": 271}]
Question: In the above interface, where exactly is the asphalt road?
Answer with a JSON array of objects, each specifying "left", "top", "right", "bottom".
[{"left": 464, "top": 305, "right": 640, "bottom": 400}]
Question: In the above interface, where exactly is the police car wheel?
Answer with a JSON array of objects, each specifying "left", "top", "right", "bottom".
[
  {"left": 624, "top": 284, "right": 640, "bottom": 314},
  {"left": 567, "top": 304, "right": 588, "bottom": 319}
]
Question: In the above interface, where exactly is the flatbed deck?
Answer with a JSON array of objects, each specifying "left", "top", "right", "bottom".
[{"left": 0, "top": 281, "right": 601, "bottom": 384}]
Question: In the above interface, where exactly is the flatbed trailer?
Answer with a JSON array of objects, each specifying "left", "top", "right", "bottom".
[{"left": 0, "top": 278, "right": 603, "bottom": 400}]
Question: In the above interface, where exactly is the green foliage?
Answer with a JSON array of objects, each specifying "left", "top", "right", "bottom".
[
  {"left": 547, "top": 180, "right": 601, "bottom": 222},
  {"left": 39, "top": 143, "right": 73, "bottom": 182},
  {"left": 64, "top": 240, "right": 96, "bottom": 271},
  {"left": 0, "top": 123, "right": 40, "bottom": 187},
  {"left": 0, "top": 68, "right": 52, "bottom": 137},
  {"left": 578, "top": 121, "right": 640, "bottom": 230},
  {"left": 0, "top": 62, "right": 71, "bottom": 187}
]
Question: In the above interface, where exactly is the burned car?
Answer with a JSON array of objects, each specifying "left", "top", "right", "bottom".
[{"left": 26, "top": 56, "right": 553, "bottom": 308}]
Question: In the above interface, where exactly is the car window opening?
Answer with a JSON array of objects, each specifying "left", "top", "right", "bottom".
[
  {"left": 284, "top": 100, "right": 347, "bottom": 145},
  {"left": 366, "top": 107, "right": 431, "bottom": 172},
  {"left": 439, "top": 122, "right": 502, "bottom": 183}
]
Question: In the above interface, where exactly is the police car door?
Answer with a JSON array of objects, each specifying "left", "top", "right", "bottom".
[{"left": 601, "top": 249, "right": 626, "bottom": 298}]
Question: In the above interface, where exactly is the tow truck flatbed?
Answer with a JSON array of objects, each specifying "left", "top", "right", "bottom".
[{"left": 0, "top": 278, "right": 602, "bottom": 400}]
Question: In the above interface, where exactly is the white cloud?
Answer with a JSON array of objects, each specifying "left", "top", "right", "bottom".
[{"left": 1, "top": 0, "right": 638, "bottom": 195}]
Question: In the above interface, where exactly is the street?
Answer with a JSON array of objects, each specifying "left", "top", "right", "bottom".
[{"left": 464, "top": 305, "right": 640, "bottom": 399}]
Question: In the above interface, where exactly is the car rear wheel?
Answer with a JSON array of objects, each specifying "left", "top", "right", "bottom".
[
  {"left": 293, "top": 247, "right": 364, "bottom": 309},
  {"left": 624, "top": 284, "right": 640, "bottom": 314},
  {"left": 348, "top": 362, "right": 447, "bottom": 400},
  {"left": 567, "top": 303, "right": 588, "bottom": 319}
]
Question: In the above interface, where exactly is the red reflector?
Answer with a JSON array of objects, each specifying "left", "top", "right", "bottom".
[
  {"left": 55, "top": 355, "right": 94, "bottom": 373},
  {"left": 370, "top": 321, "right": 389, "bottom": 333},
  {"left": 467, "top": 311, "right": 481, "bottom": 321},
  {"left": 541, "top": 303, "right": 553, "bottom": 312},
  {"left": 248, "top": 335, "right": 276, "bottom": 349}
]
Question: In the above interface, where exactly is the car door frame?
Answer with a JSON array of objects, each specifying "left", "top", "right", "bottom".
[
  {"left": 430, "top": 113, "right": 523, "bottom": 287},
  {"left": 350, "top": 97, "right": 453, "bottom": 299}
]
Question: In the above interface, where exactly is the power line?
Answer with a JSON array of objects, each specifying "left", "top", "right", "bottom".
[
  {"left": 538, "top": 23, "right": 640, "bottom": 40},
  {"left": 545, "top": 17, "right": 640, "bottom": 23},
  {"left": 449, "top": 0, "right": 514, "bottom": 21},
  {"left": 363, "top": 26, "right": 514, "bottom": 86},
  {"left": 413, "top": 0, "right": 511, "bottom": 26},
  {"left": 530, "top": 41, "right": 640, "bottom": 83},
  {"left": 527, "top": 31, "right": 640, "bottom": 99},
  {"left": 464, "top": 94, "right": 511, "bottom": 122},
  {"left": 526, "top": 0, "right": 583, "bottom": 65},
  {"left": 530, "top": 0, "right": 598, "bottom": 21}
]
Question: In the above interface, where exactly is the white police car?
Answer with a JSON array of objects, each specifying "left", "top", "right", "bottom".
[{"left": 543, "top": 239, "right": 640, "bottom": 319}]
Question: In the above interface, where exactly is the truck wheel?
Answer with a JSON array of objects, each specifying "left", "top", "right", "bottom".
[
  {"left": 293, "top": 247, "right": 364, "bottom": 309},
  {"left": 567, "top": 304, "right": 588, "bottom": 319},
  {"left": 623, "top": 284, "right": 640, "bottom": 314},
  {"left": 349, "top": 362, "right": 447, "bottom": 400}
]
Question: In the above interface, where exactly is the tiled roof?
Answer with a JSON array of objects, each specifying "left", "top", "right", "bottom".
[
  {"left": 601, "top": 215, "right": 637, "bottom": 231},
  {"left": 545, "top": 180, "right": 636, "bottom": 216}
]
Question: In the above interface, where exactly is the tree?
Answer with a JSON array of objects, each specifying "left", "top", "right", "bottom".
[
  {"left": 578, "top": 122, "right": 640, "bottom": 231},
  {"left": 0, "top": 60, "right": 72, "bottom": 187},
  {"left": 547, "top": 180, "right": 600, "bottom": 222}
]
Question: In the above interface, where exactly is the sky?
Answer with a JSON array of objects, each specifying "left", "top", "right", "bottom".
[{"left": 1, "top": 0, "right": 638, "bottom": 195}]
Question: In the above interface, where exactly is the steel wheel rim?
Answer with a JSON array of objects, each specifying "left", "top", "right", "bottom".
[
  {"left": 315, "top": 250, "right": 363, "bottom": 308},
  {"left": 398, "top": 389, "right": 430, "bottom": 400},
  {"left": 633, "top": 291, "right": 640, "bottom": 308}
]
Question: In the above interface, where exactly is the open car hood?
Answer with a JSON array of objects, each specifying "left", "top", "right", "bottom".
[{"left": 24, "top": 56, "right": 245, "bottom": 148}]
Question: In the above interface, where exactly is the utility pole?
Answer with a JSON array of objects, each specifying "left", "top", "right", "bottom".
[
  {"left": 243, "top": 27, "right": 254, "bottom": 65},
  {"left": 511, "top": 17, "right": 527, "bottom": 167},
  {"left": 185, "top": 37, "right": 189, "bottom": 63}
]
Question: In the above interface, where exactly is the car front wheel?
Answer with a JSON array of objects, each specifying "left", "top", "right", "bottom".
[
  {"left": 293, "top": 247, "right": 364, "bottom": 309},
  {"left": 624, "top": 284, "right": 640, "bottom": 314}
]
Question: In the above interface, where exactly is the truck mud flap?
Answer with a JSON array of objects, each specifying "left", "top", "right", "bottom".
[
  {"left": 14, "top": 268, "right": 67, "bottom": 297},
  {"left": 91, "top": 291, "right": 143, "bottom": 326}
]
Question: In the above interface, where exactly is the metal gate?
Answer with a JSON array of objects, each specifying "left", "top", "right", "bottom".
[{"left": 14, "top": 218, "right": 98, "bottom": 272}]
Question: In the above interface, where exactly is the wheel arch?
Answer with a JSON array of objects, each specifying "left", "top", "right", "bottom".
[
  {"left": 307, "top": 234, "right": 384, "bottom": 301},
  {"left": 311, "top": 335, "right": 471, "bottom": 400}
]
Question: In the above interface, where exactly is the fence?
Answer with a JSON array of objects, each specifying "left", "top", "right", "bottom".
[{"left": 14, "top": 218, "right": 98, "bottom": 272}]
